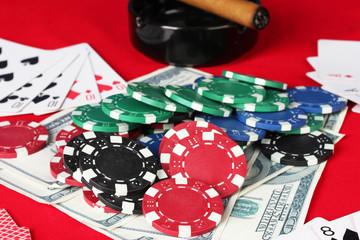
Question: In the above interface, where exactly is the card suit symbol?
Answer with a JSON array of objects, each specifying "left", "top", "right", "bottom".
[
  {"left": 113, "top": 81, "right": 120, "bottom": 85},
  {"left": 24, "top": 83, "right": 32, "bottom": 88},
  {"left": 20, "top": 56, "right": 39, "bottom": 65},
  {"left": 0, "top": 95, "right": 18, "bottom": 103},
  {"left": 66, "top": 90, "right": 80, "bottom": 100},
  {"left": 345, "top": 75, "right": 353, "bottom": 78},
  {"left": 0, "top": 73, "right": 14, "bottom": 82},
  {"left": 57, "top": 73, "right": 62, "bottom": 78},
  {"left": 33, "top": 94, "right": 50, "bottom": 104},
  {"left": 36, "top": 74, "right": 43, "bottom": 78},
  {"left": 0, "top": 60, "right": 7, "bottom": 69},
  {"left": 44, "top": 82, "right": 57, "bottom": 91},
  {"left": 97, "top": 83, "right": 113, "bottom": 93},
  {"left": 73, "top": 80, "right": 78, "bottom": 85},
  {"left": 20, "top": 97, "right": 29, "bottom": 102},
  {"left": 53, "top": 96, "right": 59, "bottom": 100},
  {"left": 95, "top": 75, "right": 103, "bottom": 81},
  {"left": 86, "top": 90, "right": 91, "bottom": 94}
]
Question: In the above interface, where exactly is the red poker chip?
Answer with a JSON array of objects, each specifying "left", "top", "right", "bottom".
[
  {"left": 0, "top": 120, "right": 48, "bottom": 158},
  {"left": 55, "top": 123, "right": 130, "bottom": 153},
  {"left": 55, "top": 124, "right": 86, "bottom": 153},
  {"left": 128, "top": 127, "right": 141, "bottom": 140},
  {"left": 169, "top": 131, "right": 247, "bottom": 198},
  {"left": 149, "top": 122, "right": 176, "bottom": 130},
  {"left": 50, "top": 152, "right": 84, "bottom": 187},
  {"left": 159, "top": 121, "right": 226, "bottom": 177},
  {"left": 142, "top": 178, "right": 223, "bottom": 238},
  {"left": 82, "top": 187, "right": 120, "bottom": 214}
]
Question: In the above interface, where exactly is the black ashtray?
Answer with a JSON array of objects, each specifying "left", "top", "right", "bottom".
[{"left": 128, "top": 0, "right": 258, "bottom": 67}]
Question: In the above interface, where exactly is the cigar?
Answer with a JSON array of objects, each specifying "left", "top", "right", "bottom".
[{"left": 177, "top": 0, "right": 269, "bottom": 30}]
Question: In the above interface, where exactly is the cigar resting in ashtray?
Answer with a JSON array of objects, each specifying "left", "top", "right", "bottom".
[{"left": 177, "top": 0, "right": 269, "bottom": 30}]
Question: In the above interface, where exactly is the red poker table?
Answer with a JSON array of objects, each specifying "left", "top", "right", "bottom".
[{"left": 1, "top": 0, "right": 360, "bottom": 239}]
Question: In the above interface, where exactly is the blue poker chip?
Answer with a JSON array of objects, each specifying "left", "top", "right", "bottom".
[
  {"left": 137, "top": 133, "right": 165, "bottom": 160},
  {"left": 236, "top": 108, "right": 308, "bottom": 131},
  {"left": 286, "top": 86, "right": 347, "bottom": 114},
  {"left": 194, "top": 113, "right": 266, "bottom": 141}
]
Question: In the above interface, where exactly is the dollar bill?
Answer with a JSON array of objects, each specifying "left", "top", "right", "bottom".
[{"left": 322, "top": 106, "right": 348, "bottom": 132}]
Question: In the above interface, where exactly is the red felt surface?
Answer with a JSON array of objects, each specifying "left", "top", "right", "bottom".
[{"left": 1, "top": 0, "right": 360, "bottom": 239}]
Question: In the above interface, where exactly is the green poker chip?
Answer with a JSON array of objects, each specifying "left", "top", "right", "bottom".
[
  {"left": 126, "top": 82, "right": 192, "bottom": 113},
  {"left": 229, "top": 90, "right": 289, "bottom": 112},
  {"left": 72, "top": 103, "right": 140, "bottom": 132},
  {"left": 101, "top": 93, "right": 173, "bottom": 124},
  {"left": 197, "top": 77, "right": 266, "bottom": 104},
  {"left": 222, "top": 70, "right": 288, "bottom": 90},
  {"left": 164, "top": 85, "right": 233, "bottom": 117},
  {"left": 275, "top": 113, "right": 324, "bottom": 134}
]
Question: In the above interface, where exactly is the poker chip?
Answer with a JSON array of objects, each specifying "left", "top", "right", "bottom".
[
  {"left": 229, "top": 90, "right": 289, "bottom": 112},
  {"left": 261, "top": 131, "right": 334, "bottom": 166},
  {"left": 164, "top": 85, "right": 233, "bottom": 117},
  {"left": 236, "top": 108, "right": 308, "bottom": 131},
  {"left": 63, "top": 131, "right": 106, "bottom": 182},
  {"left": 286, "top": 86, "right": 347, "bottom": 114},
  {"left": 275, "top": 113, "right": 324, "bottom": 134},
  {"left": 142, "top": 178, "right": 223, "bottom": 238},
  {"left": 194, "top": 113, "right": 266, "bottom": 141},
  {"left": 128, "top": 127, "right": 142, "bottom": 140},
  {"left": 222, "top": 70, "right": 288, "bottom": 90},
  {"left": 126, "top": 82, "right": 192, "bottom": 113},
  {"left": 96, "top": 189, "right": 144, "bottom": 214},
  {"left": 168, "top": 131, "right": 247, "bottom": 198},
  {"left": 78, "top": 135, "right": 158, "bottom": 196},
  {"left": 159, "top": 121, "right": 226, "bottom": 177},
  {"left": 138, "top": 132, "right": 165, "bottom": 160},
  {"left": 149, "top": 122, "right": 177, "bottom": 130},
  {"left": 55, "top": 124, "right": 87, "bottom": 153},
  {"left": 0, "top": 120, "right": 48, "bottom": 158},
  {"left": 72, "top": 103, "right": 140, "bottom": 132},
  {"left": 82, "top": 187, "right": 120, "bottom": 213},
  {"left": 101, "top": 93, "right": 173, "bottom": 124},
  {"left": 196, "top": 76, "right": 266, "bottom": 104},
  {"left": 50, "top": 152, "right": 84, "bottom": 187}
]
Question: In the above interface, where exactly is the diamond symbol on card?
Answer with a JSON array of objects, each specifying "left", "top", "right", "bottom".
[
  {"left": 86, "top": 90, "right": 91, "bottom": 94},
  {"left": 66, "top": 90, "right": 81, "bottom": 100},
  {"left": 97, "top": 83, "right": 113, "bottom": 93},
  {"left": 345, "top": 75, "right": 353, "bottom": 78}
]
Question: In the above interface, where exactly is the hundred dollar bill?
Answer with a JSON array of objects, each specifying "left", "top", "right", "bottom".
[
  {"left": 54, "top": 193, "right": 137, "bottom": 230},
  {"left": 322, "top": 106, "right": 347, "bottom": 133}
]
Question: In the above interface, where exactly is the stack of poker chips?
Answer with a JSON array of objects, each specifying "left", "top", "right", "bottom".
[{"left": 48, "top": 70, "right": 347, "bottom": 237}]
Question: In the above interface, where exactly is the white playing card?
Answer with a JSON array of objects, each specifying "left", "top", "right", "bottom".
[
  {"left": 87, "top": 44, "right": 128, "bottom": 98},
  {"left": 311, "top": 214, "right": 359, "bottom": 240},
  {"left": 0, "top": 38, "right": 65, "bottom": 100},
  {"left": 0, "top": 52, "right": 79, "bottom": 112},
  {"left": 33, "top": 54, "right": 102, "bottom": 115},
  {"left": 307, "top": 56, "right": 318, "bottom": 71},
  {"left": 25, "top": 48, "right": 89, "bottom": 112},
  {"left": 318, "top": 39, "right": 360, "bottom": 80}
]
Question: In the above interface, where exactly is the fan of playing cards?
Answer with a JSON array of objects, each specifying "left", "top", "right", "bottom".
[{"left": 0, "top": 38, "right": 128, "bottom": 117}]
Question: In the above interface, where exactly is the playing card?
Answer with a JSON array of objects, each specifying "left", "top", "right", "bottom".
[
  {"left": 274, "top": 218, "right": 325, "bottom": 240},
  {"left": 87, "top": 44, "right": 127, "bottom": 98},
  {"left": 318, "top": 39, "right": 360, "bottom": 80},
  {"left": 307, "top": 56, "right": 318, "bottom": 71},
  {"left": 25, "top": 48, "right": 89, "bottom": 112},
  {"left": 0, "top": 226, "right": 31, "bottom": 239},
  {"left": 0, "top": 209, "right": 17, "bottom": 230},
  {"left": 311, "top": 213, "right": 359, "bottom": 240},
  {"left": 0, "top": 38, "right": 65, "bottom": 100},
  {"left": 0, "top": 52, "right": 79, "bottom": 112}
]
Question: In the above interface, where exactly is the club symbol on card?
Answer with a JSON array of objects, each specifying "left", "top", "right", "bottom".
[
  {"left": 32, "top": 93, "right": 50, "bottom": 104},
  {"left": 20, "top": 56, "right": 39, "bottom": 65},
  {"left": 66, "top": 90, "right": 80, "bottom": 100},
  {"left": 0, "top": 73, "right": 14, "bottom": 82},
  {"left": 0, "top": 95, "right": 18, "bottom": 103},
  {"left": 0, "top": 60, "right": 7, "bottom": 69}
]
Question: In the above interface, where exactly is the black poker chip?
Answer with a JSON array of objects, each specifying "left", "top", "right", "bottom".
[
  {"left": 63, "top": 131, "right": 108, "bottom": 183},
  {"left": 78, "top": 134, "right": 158, "bottom": 196},
  {"left": 260, "top": 131, "right": 334, "bottom": 166}
]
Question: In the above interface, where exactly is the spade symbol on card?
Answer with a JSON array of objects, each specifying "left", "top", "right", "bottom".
[
  {"left": 0, "top": 73, "right": 14, "bottom": 82},
  {"left": 0, "top": 60, "right": 7, "bottom": 69},
  {"left": 20, "top": 56, "right": 39, "bottom": 66},
  {"left": 16, "top": 83, "right": 32, "bottom": 91},
  {"left": 44, "top": 82, "right": 57, "bottom": 91},
  {"left": 32, "top": 93, "right": 50, "bottom": 104},
  {"left": 0, "top": 95, "right": 18, "bottom": 103}
]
